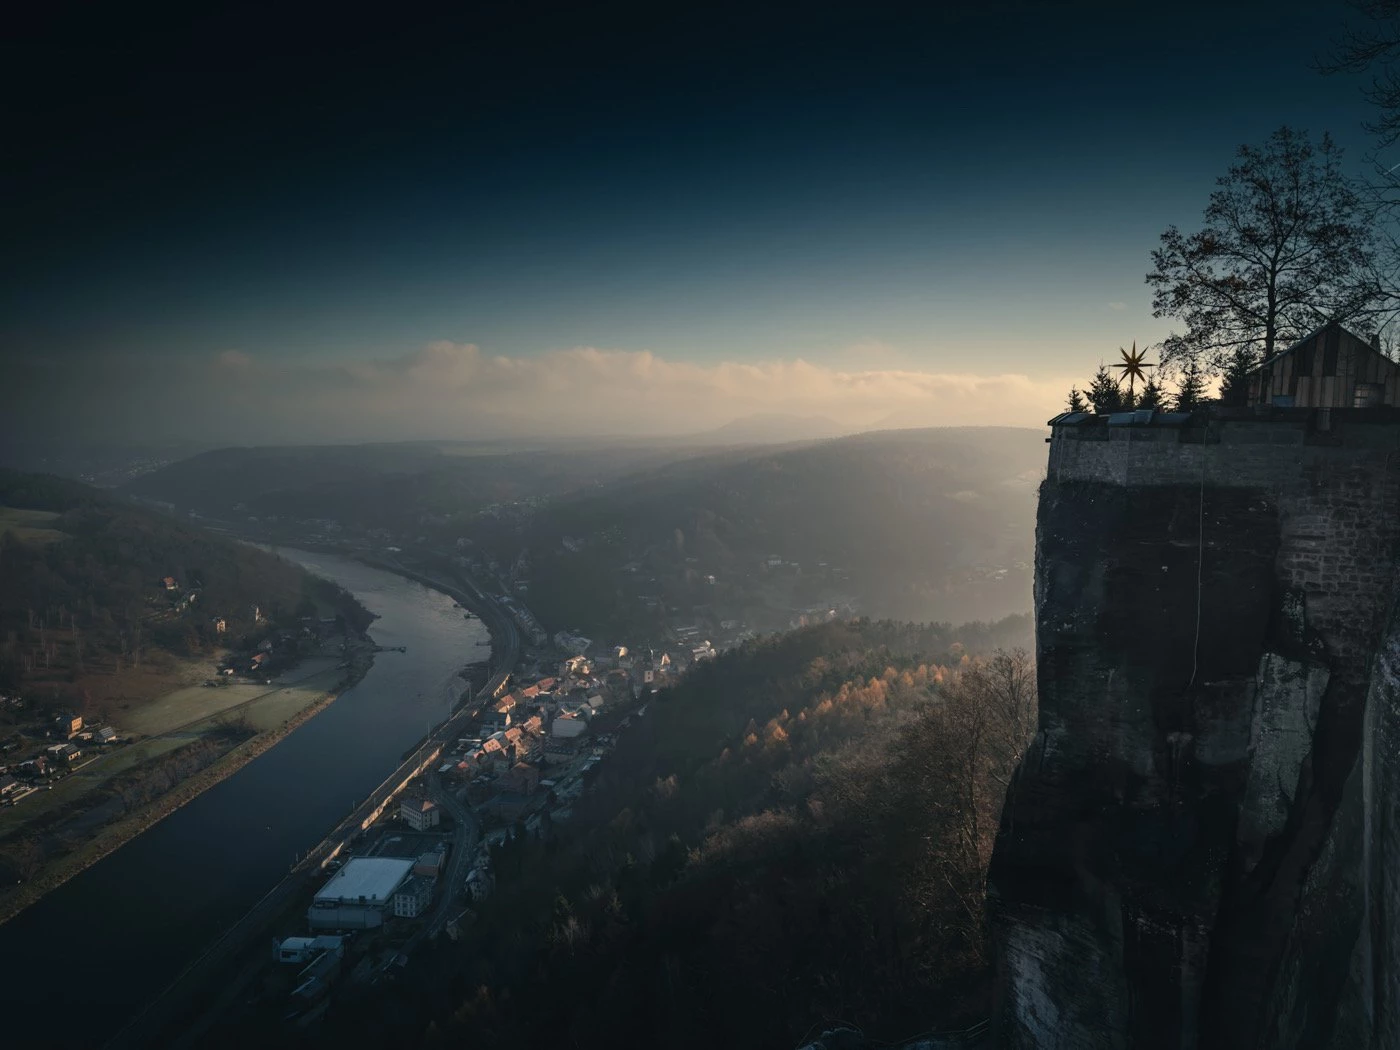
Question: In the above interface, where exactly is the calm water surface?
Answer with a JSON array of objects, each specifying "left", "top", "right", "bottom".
[{"left": 0, "top": 551, "right": 487, "bottom": 1046}]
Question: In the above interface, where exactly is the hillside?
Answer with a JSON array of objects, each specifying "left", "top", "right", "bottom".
[
  {"left": 216, "top": 616, "right": 1036, "bottom": 1050},
  {"left": 486, "top": 427, "right": 1045, "bottom": 634},
  {"left": 120, "top": 427, "right": 1047, "bottom": 636},
  {"left": 120, "top": 440, "right": 718, "bottom": 529},
  {"left": 0, "top": 470, "right": 368, "bottom": 716}
]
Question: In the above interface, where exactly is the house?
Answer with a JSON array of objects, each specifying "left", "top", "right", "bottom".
[
  {"left": 56, "top": 713, "right": 83, "bottom": 739},
  {"left": 400, "top": 796, "right": 440, "bottom": 831},
  {"left": 480, "top": 736, "right": 511, "bottom": 773},
  {"left": 550, "top": 713, "right": 588, "bottom": 739},
  {"left": 481, "top": 697, "right": 516, "bottom": 734},
  {"left": 465, "top": 868, "right": 494, "bottom": 901},
  {"left": 46, "top": 743, "right": 81, "bottom": 763},
  {"left": 481, "top": 791, "right": 531, "bottom": 823},
  {"left": 392, "top": 875, "right": 433, "bottom": 918},
  {"left": 162, "top": 576, "right": 179, "bottom": 591},
  {"left": 413, "top": 852, "right": 445, "bottom": 879},
  {"left": 555, "top": 631, "right": 594, "bottom": 658},
  {"left": 95, "top": 726, "right": 118, "bottom": 745},
  {"left": 0, "top": 774, "right": 19, "bottom": 797},
  {"left": 212, "top": 617, "right": 227, "bottom": 635},
  {"left": 502, "top": 725, "right": 529, "bottom": 760},
  {"left": 1246, "top": 323, "right": 1399, "bottom": 409},
  {"left": 543, "top": 738, "right": 584, "bottom": 763},
  {"left": 503, "top": 762, "right": 540, "bottom": 795}
]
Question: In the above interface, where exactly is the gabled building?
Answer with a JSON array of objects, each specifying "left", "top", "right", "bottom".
[
  {"left": 400, "top": 796, "right": 440, "bottom": 831},
  {"left": 481, "top": 697, "right": 516, "bottom": 734},
  {"left": 392, "top": 875, "right": 433, "bottom": 918},
  {"left": 1246, "top": 323, "right": 1398, "bottom": 409}
]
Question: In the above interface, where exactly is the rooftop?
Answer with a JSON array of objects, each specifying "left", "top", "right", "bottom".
[{"left": 313, "top": 857, "right": 414, "bottom": 905}]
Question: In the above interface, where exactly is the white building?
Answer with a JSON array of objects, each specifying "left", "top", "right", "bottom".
[
  {"left": 392, "top": 875, "right": 433, "bottom": 918},
  {"left": 554, "top": 631, "right": 592, "bottom": 655},
  {"left": 308, "top": 857, "right": 415, "bottom": 930},
  {"left": 400, "top": 796, "right": 440, "bottom": 831},
  {"left": 551, "top": 714, "right": 588, "bottom": 739}
]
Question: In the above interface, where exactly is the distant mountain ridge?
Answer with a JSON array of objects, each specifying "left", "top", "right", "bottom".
[
  {"left": 679, "top": 413, "right": 856, "bottom": 445},
  {"left": 123, "top": 426, "right": 1048, "bottom": 628}
]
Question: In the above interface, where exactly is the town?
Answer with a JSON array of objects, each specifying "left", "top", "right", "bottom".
[{"left": 201, "top": 553, "right": 762, "bottom": 1032}]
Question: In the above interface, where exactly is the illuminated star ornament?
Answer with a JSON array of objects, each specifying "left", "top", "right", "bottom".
[{"left": 1113, "top": 341, "right": 1154, "bottom": 395}]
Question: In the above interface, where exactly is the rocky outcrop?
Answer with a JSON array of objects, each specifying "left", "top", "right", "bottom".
[{"left": 987, "top": 412, "right": 1400, "bottom": 1049}]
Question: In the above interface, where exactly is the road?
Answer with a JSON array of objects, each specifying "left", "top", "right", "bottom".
[{"left": 411, "top": 773, "right": 478, "bottom": 949}]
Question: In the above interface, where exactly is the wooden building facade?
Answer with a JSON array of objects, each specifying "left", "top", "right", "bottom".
[{"left": 1246, "top": 323, "right": 1399, "bottom": 409}]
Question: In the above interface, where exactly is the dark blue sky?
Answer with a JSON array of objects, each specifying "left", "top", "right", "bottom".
[{"left": 0, "top": 0, "right": 1382, "bottom": 440}]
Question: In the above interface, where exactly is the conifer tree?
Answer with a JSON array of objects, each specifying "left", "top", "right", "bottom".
[
  {"left": 1085, "top": 365, "right": 1126, "bottom": 414},
  {"left": 1217, "top": 348, "right": 1254, "bottom": 407},
  {"left": 1173, "top": 358, "right": 1208, "bottom": 411},
  {"left": 1065, "top": 387, "right": 1088, "bottom": 412},
  {"left": 1136, "top": 377, "right": 1165, "bottom": 410}
]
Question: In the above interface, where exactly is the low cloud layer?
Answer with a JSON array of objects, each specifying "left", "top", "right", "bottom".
[{"left": 3, "top": 342, "right": 1074, "bottom": 446}]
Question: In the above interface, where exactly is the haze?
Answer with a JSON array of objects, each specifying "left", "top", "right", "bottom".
[{"left": 1, "top": 0, "right": 1370, "bottom": 447}]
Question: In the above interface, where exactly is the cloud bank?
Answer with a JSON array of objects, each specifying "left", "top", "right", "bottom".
[{"left": 3, "top": 342, "right": 1074, "bottom": 446}]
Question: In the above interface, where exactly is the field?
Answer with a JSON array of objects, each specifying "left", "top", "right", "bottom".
[
  {"left": 0, "top": 505, "right": 65, "bottom": 545},
  {"left": 0, "top": 658, "right": 349, "bottom": 839}
]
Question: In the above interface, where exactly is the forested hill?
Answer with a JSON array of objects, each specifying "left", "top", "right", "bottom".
[
  {"left": 497, "top": 426, "right": 1046, "bottom": 629},
  {"left": 265, "top": 615, "right": 1035, "bottom": 1050},
  {"left": 0, "top": 470, "right": 368, "bottom": 699}
]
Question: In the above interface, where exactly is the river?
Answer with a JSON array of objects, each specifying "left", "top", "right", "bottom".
[{"left": 0, "top": 550, "right": 488, "bottom": 1048}]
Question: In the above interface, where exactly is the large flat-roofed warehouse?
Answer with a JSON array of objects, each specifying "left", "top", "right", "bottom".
[{"left": 308, "top": 857, "right": 415, "bottom": 930}]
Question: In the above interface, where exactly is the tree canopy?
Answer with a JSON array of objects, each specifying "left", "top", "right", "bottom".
[{"left": 1146, "top": 126, "right": 1377, "bottom": 379}]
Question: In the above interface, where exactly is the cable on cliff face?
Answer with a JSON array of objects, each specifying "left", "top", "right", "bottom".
[{"left": 1188, "top": 450, "right": 1206, "bottom": 690}]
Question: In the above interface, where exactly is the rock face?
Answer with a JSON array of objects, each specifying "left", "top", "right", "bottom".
[{"left": 987, "top": 411, "right": 1400, "bottom": 1049}]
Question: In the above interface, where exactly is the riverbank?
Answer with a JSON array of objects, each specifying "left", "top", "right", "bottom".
[
  {"left": 0, "top": 642, "right": 377, "bottom": 928},
  {"left": 106, "top": 553, "right": 514, "bottom": 1050}
]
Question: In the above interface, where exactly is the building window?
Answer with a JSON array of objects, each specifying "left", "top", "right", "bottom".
[
  {"left": 1322, "top": 333, "right": 1339, "bottom": 376},
  {"left": 1355, "top": 382, "right": 1385, "bottom": 408}
]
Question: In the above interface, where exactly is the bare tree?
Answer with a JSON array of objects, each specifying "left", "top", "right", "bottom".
[
  {"left": 1146, "top": 127, "right": 1378, "bottom": 390},
  {"left": 1324, "top": 2, "right": 1400, "bottom": 347},
  {"left": 1325, "top": 2, "right": 1400, "bottom": 151}
]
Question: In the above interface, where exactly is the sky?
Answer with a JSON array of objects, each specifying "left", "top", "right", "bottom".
[{"left": 0, "top": 0, "right": 1384, "bottom": 445}]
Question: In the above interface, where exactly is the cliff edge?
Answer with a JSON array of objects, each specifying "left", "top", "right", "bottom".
[{"left": 987, "top": 408, "right": 1400, "bottom": 1049}]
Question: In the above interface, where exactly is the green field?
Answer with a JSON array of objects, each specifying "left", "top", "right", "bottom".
[
  {"left": 0, "top": 659, "right": 346, "bottom": 838},
  {"left": 0, "top": 505, "right": 65, "bottom": 545}
]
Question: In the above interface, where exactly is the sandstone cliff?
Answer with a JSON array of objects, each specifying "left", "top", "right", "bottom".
[{"left": 988, "top": 409, "right": 1400, "bottom": 1049}]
